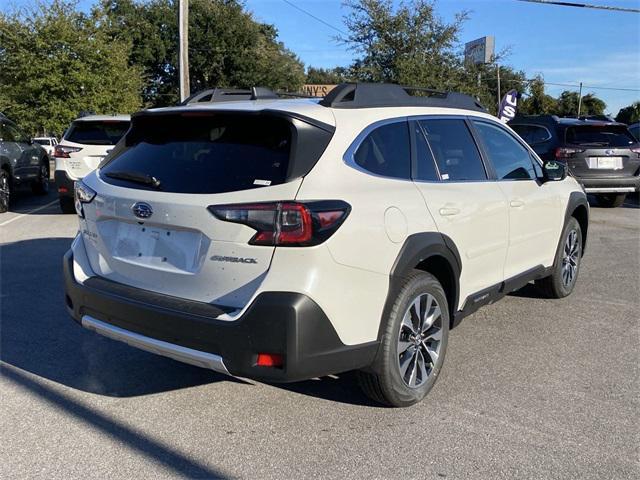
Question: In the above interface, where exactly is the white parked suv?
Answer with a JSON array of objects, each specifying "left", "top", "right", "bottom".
[
  {"left": 64, "top": 84, "right": 589, "bottom": 407},
  {"left": 54, "top": 114, "right": 130, "bottom": 213}
]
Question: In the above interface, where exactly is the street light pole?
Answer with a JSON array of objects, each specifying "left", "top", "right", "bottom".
[
  {"left": 178, "top": 0, "right": 190, "bottom": 102},
  {"left": 496, "top": 63, "right": 501, "bottom": 112},
  {"left": 577, "top": 82, "right": 583, "bottom": 117}
]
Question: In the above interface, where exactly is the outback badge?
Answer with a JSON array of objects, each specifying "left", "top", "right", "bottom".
[{"left": 132, "top": 202, "right": 153, "bottom": 219}]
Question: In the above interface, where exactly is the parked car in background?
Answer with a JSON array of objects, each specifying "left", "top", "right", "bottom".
[
  {"left": 510, "top": 115, "right": 640, "bottom": 207},
  {"left": 54, "top": 114, "right": 130, "bottom": 213},
  {"left": 0, "top": 114, "right": 50, "bottom": 213},
  {"left": 33, "top": 136, "right": 58, "bottom": 156},
  {"left": 628, "top": 122, "right": 640, "bottom": 141},
  {"left": 64, "top": 84, "right": 589, "bottom": 407}
]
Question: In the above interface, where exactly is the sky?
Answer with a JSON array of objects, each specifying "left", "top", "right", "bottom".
[{"left": 3, "top": 0, "right": 639, "bottom": 115}]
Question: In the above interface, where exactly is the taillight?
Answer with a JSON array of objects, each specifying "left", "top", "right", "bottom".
[
  {"left": 53, "top": 145, "right": 83, "bottom": 158},
  {"left": 631, "top": 147, "right": 640, "bottom": 156},
  {"left": 555, "top": 147, "right": 583, "bottom": 159},
  {"left": 74, "top": 180, "right": 96, "bottom": 218},
  {"left": 208, "top": 201, "right": 350, "bottom": 246}
]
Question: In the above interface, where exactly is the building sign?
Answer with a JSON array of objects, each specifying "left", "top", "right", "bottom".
[
  {"left": 302, "top": 84, "right": 337, "bottom": 97},
  {"left": 498, "top": 89, "right": 519, "bottom": 123},
  {"left": 464, "top": 36, "right": 495, "bottom": 65}
]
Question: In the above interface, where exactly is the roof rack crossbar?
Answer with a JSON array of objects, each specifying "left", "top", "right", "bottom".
[
  {"left": 181, "top": 87, "right": 315, "bottom": 105},
  {"left": 318, "top": 83, "right": 486, "bottom": 112}
]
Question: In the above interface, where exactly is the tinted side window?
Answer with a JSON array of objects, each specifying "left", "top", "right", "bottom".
[
  {"left": 511, "top": 124, "right": 551, "bottom": 144},
  {"left": 419, "top": 119, "right": 486, "bottom": 181},
  {"left": 473, "top": 121, "right": 536, "bottom": 180},
  {"left": 354, "top": 122, "right": 410, "bottom": 179},
  {"left": 0, "top": 124, "right": 15, "bottom": 142},
  {"left": 413, "top": 122, "right": 439, "bottom": 181},
  {"left": 6, "top": 124, "right": 28, "bottom": 143}
]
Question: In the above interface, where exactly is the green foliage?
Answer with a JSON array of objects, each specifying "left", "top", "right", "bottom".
[
  {"left": 519, "top": 76, "right": 558, "bottom": 115},
  {"left": 615, "top": 102, "right": 640, "bottom": 124},
  {"left": 99, "top": 0, "right": 305, "bottom": 107},
  {"left": 0, "top": 0, "right": 143, "bottom": 136},
  {"left": 305, "top": 67, "right": 351, "bottom": 84},
  {"left": 555, "top": 90, "right": 605, "bottom": 116}
]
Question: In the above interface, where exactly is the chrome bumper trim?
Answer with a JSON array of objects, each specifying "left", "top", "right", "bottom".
[
  {"left": 584, "top": 187, "right": 636, "bottom": 193},
  {"left": 81, "top": 315, "right": 230, "bottom": 375}
]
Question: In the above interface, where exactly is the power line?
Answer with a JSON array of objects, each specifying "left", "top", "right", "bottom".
[
  {"left": 516, "top": 0, "right": 640, "bottom": 13},
  {"left": 281, "top": 0, "right": 349, "bottom": 36}
]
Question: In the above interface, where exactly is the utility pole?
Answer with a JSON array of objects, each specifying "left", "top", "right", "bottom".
[
  {"left": 178, "top": 0, "right": 190, "bottom": 102},
  {"left": 577, "top": 82, "right": 583, "bottom": 117},
  {"left": 496, "top": 64, "right": 501, "bottom": 111}
]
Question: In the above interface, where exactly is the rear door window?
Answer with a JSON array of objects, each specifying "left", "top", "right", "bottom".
[
  {"left": 565, "top": 125, "right": 637, "bottom": 147},
  {"left": 354, "top": 121, "right": 410, "bottom": 179},
  {"left": 419, "top": 119, "right": 487, "bottom": 181},
  {"left": 511, "top": 124, "right": 551, "bottom": 144},
  {"left": 101, "top": 113, "right": 296, "bottom": 194},
  {"left": 65, "top": 121, "right": 130, "bottom": 145},
  {"left": 472, "top": 121, "right": 537, "bottom": 180}
]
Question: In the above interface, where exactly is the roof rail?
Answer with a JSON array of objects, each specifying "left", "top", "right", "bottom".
[
  {"left": 577, "top": 114, "right": 616, "bottom": 122},
  {"left": 318, "top": 83, "right": 487, "bottom": 112},
  {"left": 181, "top": 87, "right": 314, "bottom": 105},
  {"left": 511, "top": 114, "right": 560, "bottom": 123}
]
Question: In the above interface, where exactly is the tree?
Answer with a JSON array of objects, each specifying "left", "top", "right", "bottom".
[
  {"left": 0, "top": 0, "right": 143, "bottom": 136},
  {"left": 339, "top": 0, "right": 468, "bottom": 89},
  {"left": 615, "top": 101, "right": 640, "bottom": 124},
  {"left": 519, "top": 76, "right": 557, "bottom": 115},
  {"left": 556, "top": 90, "right": 606, "bottom": 116},
  {"left": 305, "top": 67, "right": 350, "bottom": 84},
  {"left": 99, "top": 0, "right": 305, "bottom": 107}
]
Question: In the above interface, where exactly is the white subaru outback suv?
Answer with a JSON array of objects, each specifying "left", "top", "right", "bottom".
[
  {"left": 63, "top": 84, "right": 589, "bottom": 407},
  {"left": 54, "top": 114, "right": 130, "bottom": 213}
]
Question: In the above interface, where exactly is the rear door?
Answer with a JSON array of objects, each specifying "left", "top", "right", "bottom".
[
  {"left": 470, "top": 119, "right": 563, "bottom": 277},
  {"left": 410, "top": 117, "right": 509, "bottom": 304},
  {"left": 62, "top": 120, "right": 130, "bottom": 179},
  {"left": 80, "top": 110, "right": 333, "bottom": 309}
]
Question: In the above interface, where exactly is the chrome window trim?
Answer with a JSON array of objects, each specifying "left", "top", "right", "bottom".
[
  {"left": 342, "top": 116, "right": 412, "bottom": 181},
  {"left": 343, "top": 114, "right": 497, "bottom": 184}
]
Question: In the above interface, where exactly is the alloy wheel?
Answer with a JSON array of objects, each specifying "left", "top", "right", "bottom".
[
  {"left": 562, "top": 229, "right": 579, "bottom": 288},
  {"left": 397, "top": 293, "right": 443, "bottom": 388}
]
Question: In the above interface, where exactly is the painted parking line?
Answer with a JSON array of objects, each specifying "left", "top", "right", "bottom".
[{"left": 0, "top": 200, "right": 59, "bottom": 227}]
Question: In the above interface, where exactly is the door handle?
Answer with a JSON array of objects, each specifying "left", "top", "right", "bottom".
[
  {"left": 510, "top": 199, "right": 525, "bottom": 208},
  {"left": 439, "top": 207, "right": 460, "bottom": 217}
]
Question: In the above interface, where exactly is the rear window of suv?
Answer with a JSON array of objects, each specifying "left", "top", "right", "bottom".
[
  {"left": 65, "top": 121, "right": 130, "bottom": 145},
  {"left": 101, "top": 112, "right": 330, "bottom": 194},
  {"left": 565, "top": 125, "right": 637, "bottom": 147}
]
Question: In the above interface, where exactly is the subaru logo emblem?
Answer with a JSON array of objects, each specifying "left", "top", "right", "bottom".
[
  {"left": 605, "top": 149, "right": 615, "bottom": 155},
  {"left": 132, "top": 202, "right": 153, "bottom": 219}
]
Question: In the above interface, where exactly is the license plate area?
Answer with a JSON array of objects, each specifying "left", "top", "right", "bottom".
[
  {"left": 587, "top": 157, "right": 623, "bottom": 170},
  {"left": 102, "top": 220, "right": 210, "bottom": 274}
]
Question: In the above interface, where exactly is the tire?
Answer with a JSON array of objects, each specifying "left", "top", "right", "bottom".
[
  {"left": 59, "top": 196, "right": 76, "bottom": 214},
  {"left": 31, "top": 160, "right": 50, "bottom": 195},
  {"left": 595, "top": 193, "right": 626, "bottom": 208},
  {"left": 0, "top": 169, "right": 10, "bottom": 213},
  {"left": 358, "top": 271, "right": 449, "bottom": 407},
  {"left": 536, "top": 217, "right": 582, "bottom": 299}
]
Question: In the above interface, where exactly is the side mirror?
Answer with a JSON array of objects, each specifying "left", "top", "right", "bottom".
[{"left": 543, "top": 160, "right": 567, "bottom": 182}]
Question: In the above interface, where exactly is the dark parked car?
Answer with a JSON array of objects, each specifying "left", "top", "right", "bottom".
[
  {"left": 0, "top": 114, "right": 50, "bottom": 213},
  {"left": 510, "top": 115, "right": 640, "bottom": 207}
]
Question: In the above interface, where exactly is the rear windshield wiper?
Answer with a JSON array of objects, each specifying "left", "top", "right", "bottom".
[{"left": 104, "top": 170, "right": 162, "bottom": 189}]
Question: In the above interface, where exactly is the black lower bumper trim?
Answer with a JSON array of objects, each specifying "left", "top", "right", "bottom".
[
  {"left": 578, "top": 176, "right": 640, "bottom": 191},
  {"left": 63, "top": 250, "right": 378, "bottom": 382},
  {"left": 54, "top": 170, "right": 75, "bottom": 198}
]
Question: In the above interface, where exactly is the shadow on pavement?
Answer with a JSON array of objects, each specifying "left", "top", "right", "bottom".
[
  {"left": 0, "top": 236, "right": 375, "bottom": 407},
  {"left": 1, "top": 366, "right": 229, "bottom": 479},
  {"left": 0, "top": 237, "right": 242, "bottom": 398}
]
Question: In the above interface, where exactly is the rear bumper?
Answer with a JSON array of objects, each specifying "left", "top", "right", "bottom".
[
  {"left": 577, "top": 175, "right": 640, "bottom": 193},
  {"left": 63, "top": 250, "right": 378, "bottom": 382},
  {"left": 54, "top": 170, "right": 75, "bottom": 198}
]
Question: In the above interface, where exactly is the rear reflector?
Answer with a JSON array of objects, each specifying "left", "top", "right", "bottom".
[
  {"left": 256, "top": 353, "right": 284, "bottom": 367},
  {"left": 208, "top": 200, "right": 350, "bottom": 247},
  {"left": 58, "top": 186, "right": 68, "bottom": 193}
]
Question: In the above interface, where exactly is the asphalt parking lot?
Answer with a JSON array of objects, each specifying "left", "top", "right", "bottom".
[{"left": 1, "top": 185, "right": 638, "bottom": 480}]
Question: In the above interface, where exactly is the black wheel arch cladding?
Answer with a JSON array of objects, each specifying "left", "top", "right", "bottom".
[{"left": 379, "top": 232, "right": 461, "bottom": 341}]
